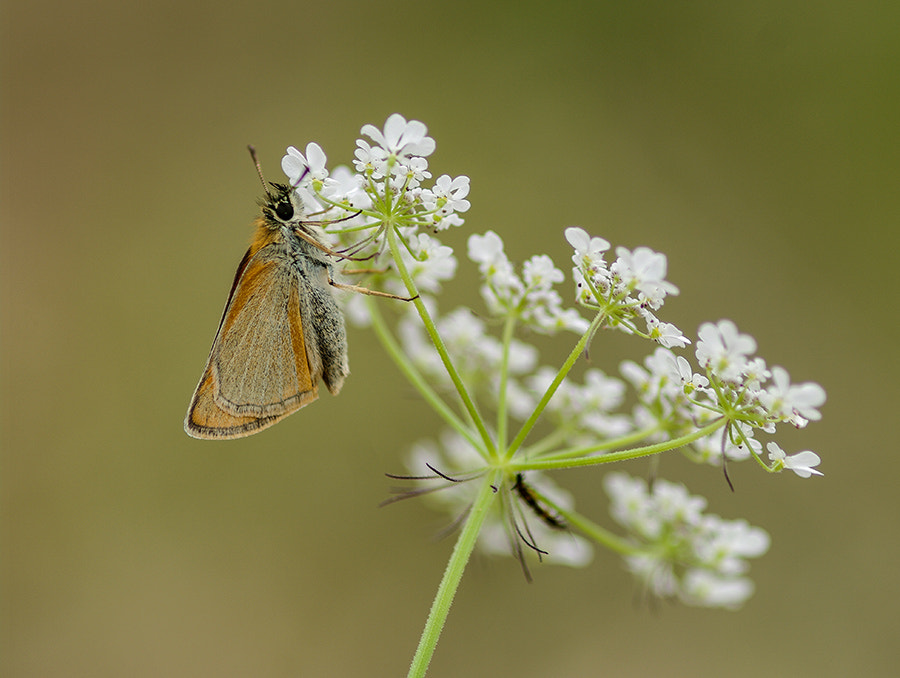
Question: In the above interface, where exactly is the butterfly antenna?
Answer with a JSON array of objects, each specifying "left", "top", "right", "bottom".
[{"left": 247, "top": 145, "right": 273, "bottom": 201}]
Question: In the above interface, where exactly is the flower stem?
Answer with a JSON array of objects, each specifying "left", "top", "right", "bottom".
[
  {"left": 533, "top": 424, "right": 666, "bottom": 461},
  {"left": 386, "top": 225, "right": 496, "bottom": 456},
  {"left": 504, "top": 310, "right": 606, "bottom": 460},
  {"left": 496, "top": 313, "right": 518, "bottom": 452},
  {"left": 365, "top": 297, "right": 483, "bottom": 452},
  {"left": 407, "top": 470, "right": 501, "bottom": 678},
  {"left": 529, "top": 483, "right": 637, "bottom": 556},
  {"left": 511, "top": 419, "right": 727, "bottom": 472}
]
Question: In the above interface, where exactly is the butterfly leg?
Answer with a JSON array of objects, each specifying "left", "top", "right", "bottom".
[{"left": 328, "top": 276, "right": 418, "bottom": 302}]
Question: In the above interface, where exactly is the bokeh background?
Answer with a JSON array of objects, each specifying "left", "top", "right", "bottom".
[{"left": 4, "top": 1, "right": 899, "bottom": 676}]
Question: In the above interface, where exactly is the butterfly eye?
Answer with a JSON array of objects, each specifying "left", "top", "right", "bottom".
[{"left": 275, "top": 201, "right": 294, "bottom": 221}]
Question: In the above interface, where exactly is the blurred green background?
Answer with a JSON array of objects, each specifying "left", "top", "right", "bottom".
[{"left": 3, "top": 1, "right": 899, "bottom": 676}]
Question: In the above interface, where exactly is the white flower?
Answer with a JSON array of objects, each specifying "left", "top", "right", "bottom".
[
  {"left": 282, "top": 143, "right": 329, "bottom": 185},
  {"left": 527, "top": 366, "right": 629, "bottom": 439},
  {"left": 396, "top": 155, "right": 432, "bottom": 187},
  {"left": 523, "top": 255, "right": 564, "bottom": 288},
  {"left": 758, "top": 367, "right": 826, "bottom": 426},
  {"left": 741, "top": 357, "right": 771, "bottom": 391},
  {"left": 712, "top": 519, "right": 771, "bottom": 559},
  {"left": 468, "top": 231, "right": 520, "bottom": 304},
  {"left": 582, "top": 369, "right": 627, "bottom": 412},
  {"left": 619, "top": 357, "right": 652, "bottom": 395},
  {"left": 645, "top": 315, "right": 691, "bottom": 348},
  {"left": 437, "top": 212, "right": 465, "bottom": 229},
  {"left": 612, "top": 246, "right": 679, "bottom": 307},
  {"left": 467, "top": 234, "right": 586, "bottom": 334},
  {"left": 423, "top": 174, "right": 471, "bottom": 214},
  {"left": 468, "top": 231, "right": 506, "bottom": 268},
  {"left": 605, "top": 472, "right": 769, "bottom": 608},
  {"left": 767, "top": 442, "right": 823, "bottom": 478},
  {"left": 399, "top": 233, "right": 457, "bottom": 294},
  {"left": 681, "top": 570, "right": 755, "bottom": 609},
  {"left": 620, "top": 347, "right": 683, "bottom": 407},
  {"left": 360, "top": 113, "right": 436, "bottom": 160},
  {"left": 281, "top": 145, "right": 308, "bottom": 185},
  {"left": 279, "top": 144, "right": 331, "bottom": 213},
  {"left": 695, "top": 320, "right": 757, "bottom": 383},
  {"left": 604, "top": 472, "right": 706, "bottom": 540},
  {"left": 671, "top": 355, "right": 709, "bottom": 394},
  {"left": 353, "top": 138, "right": 385, "bottom": 176},
  {"left": 419, "top": 174, "right": 470, "bottom": 230},
  {"left": 567, "top": 230, "right": 684, "bottom": 345},
  {"left": 399, "top": 305, "right": 542, "bottom": 394},
  {"left": 565, "top": 227, "right": 610, "bottom": 269},
  {"left": 321, "top": 165, "right": 372, "bottom": 210}
]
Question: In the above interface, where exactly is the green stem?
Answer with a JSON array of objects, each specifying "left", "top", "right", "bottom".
[
  {"left": 496, "top": 314, "right": 517, "bottom": 452},
  {"left": 511, "top": 419, "right": 727, "bottom": 472},
  {"left": 365, "top": 297, "right": 482, "bottom": 452},
  {"left": 504, "top": 310, "right": 606, "bottom": 460},
  {"left": 518, "top": 427, "right": 571, "bottom": 458},
  {"left": 386, "top": 225, "right": 495, "bottom": 456},
  {"left": 407, "top": 470, "right": 501, "bottom": 678},
  {"left": 534, "top": 424, "right": 666, "bottom": 462},
  {"left": 528, "top": 483, "right": 637, "bottom": 556}
]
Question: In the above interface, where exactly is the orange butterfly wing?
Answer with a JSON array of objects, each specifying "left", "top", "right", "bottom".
[{"left": 184, "top": 244, "right": 318, "bottom": 439}]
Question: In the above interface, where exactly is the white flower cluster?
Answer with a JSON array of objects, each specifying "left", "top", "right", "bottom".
[
  {"left": 620, "top": 320, "right": 825, "bottom": 475},
  {"left": 565, "top": 227, "right": 688, "bottom": 348},
  {"left": 282, "top": 113, "right": 470, "bottom": 233},
  {"left": 392, "top": 227, "right": 632, "bottom": 442},
  {"left": 274, "top": 115, "right": 827, "bottom": 610},
  {"left": 468, "top": 231, "right": 589, "bottom": 334},
  {"left": 279, "top": 114, "right": 469, "bottom": 304},
  {"left": 604, "top": 472, "right": 770, "bottom": 609}
]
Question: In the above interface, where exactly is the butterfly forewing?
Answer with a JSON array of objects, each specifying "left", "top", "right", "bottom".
[
  {"left": 184, "top": 244, "right": 319, "bottom": 439},
  {"left": 213, "top": 255, "right": 316, "bottom": 414}
]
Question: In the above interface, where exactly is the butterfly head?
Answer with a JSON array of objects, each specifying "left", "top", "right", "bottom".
[{"left": 260, "top": 182, "right": 303, "bottom": 225}]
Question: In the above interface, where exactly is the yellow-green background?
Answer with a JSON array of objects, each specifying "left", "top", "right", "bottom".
[{"left": 4, "top": 1, "right": 898, "bottom": 676}]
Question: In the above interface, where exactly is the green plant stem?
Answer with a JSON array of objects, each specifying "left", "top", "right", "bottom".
[
  {"left": 528, "top": 483, "right": 637, "bottom": 556},
  {"left": 511, "top": 419, "right": 727, "bottom": 472},
  {"left": 407, "top": 470, "right": 501, "bottom": 678},
  {"left": 496, "top": 314, "right": 517, "bottom": 452},
  {"left": 365, "top": 297, "right": 481, "bottom": 451},
  {"left": 504, "top": 310, "right": 606, "bottom": 460},
  {"left": 533, "top": 424, "right": 666, "bottom": 461},
  {"left": 386, "top": 225, "right": 495, "bottom": 456},
  {"left": 520, "top": 427, "right": 571, "bottom": 458}
]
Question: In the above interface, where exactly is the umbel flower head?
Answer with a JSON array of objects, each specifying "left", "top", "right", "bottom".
[
  {"left": 469, "top": 231, "right": 588, "bottom": 334},
  {"left": 270, "top": 114, "right": 826, "bottom": 615},
  {"left": 566, "top": 227, "right": 688, "bottom": 348},
  {"left": 604, "top": 472, "right": 770, "bottom": 608},
  {"left": 281, "top": 112, "right": 470, "bottom": 259}
]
